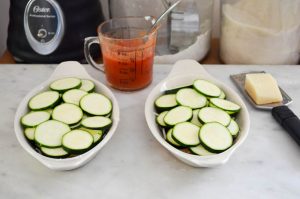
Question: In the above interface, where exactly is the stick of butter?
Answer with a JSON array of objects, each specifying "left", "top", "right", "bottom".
[{"left": 244, "top": 73, "right": 283, "bottom": 105}]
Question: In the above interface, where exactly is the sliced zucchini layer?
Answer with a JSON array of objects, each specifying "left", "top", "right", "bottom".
[
  {"left": 199, "top": 122, "right": 233, "bottom": 153},
  {"left": 40, "top": 147, "right": 69, "bottom": 158},
  {"left": 176, "top": 88, "right": 207, "bottom": 109},
  {"left": 52, "top": 103, "right": 83, "bottom": 125},
  {"left": 156, "top": 111, "right": 168, "bottom": 127},
  {"left": 24, "top": 128, "right": 35, "bottom": 141},
  {"left": 190, "top": 145, "right": 216, "bottom": 156},
  {"left": 198, "top": 107, "right": 231, "bottom": 126},
  {"left": 227, "top": 119, "right": 239, "bottom": 138},
  {"left": 166, "top": 128, "right": 181, "bottom": 147},
  {"left": 80, "top": 93, "right": 112, "bottom": 116},
  {"left": 172, "top": 122, "right": 200, "bottom": 147},
  {"left": 154, "top": 78, "right": 242, "bottom": 156},
  {"left": 62, "top": 89, "right": 88, "bottom": 105},
  {"left": 154, "top": 94, "right": 178, "bottom": 112},
  {"left": 35, "top": 120, "right": 70, "bottom": 148},
  {"left": 21, "top": 111, "right": 50, "bottom": 127},
  {"left": 79, "top": 79, "right": 95, "bottom": 93},
  {"left": 50, "top": 77, "right": 81, "bottom": 93},
  {"left": 29, "top": 91, "right": 60, "bottom": 110},
  {"left": 62, "top": 130, "right": 93, "bottom": 154},
  {"left": 210, "top": 98, "right": 241, "bottom": 113},
  {"left": 164, "top": 106, "right": 193, "bottom": 126},
  {"left": 193, "top": 79, "right": 221, "bottom": 98},
  {"left": 81, "top": 116, "right": 112, "bottom": 130}
]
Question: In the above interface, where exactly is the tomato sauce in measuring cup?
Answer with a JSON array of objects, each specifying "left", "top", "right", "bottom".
[{"left": 84, "top": 16, "right": 158, "bottom": 91}]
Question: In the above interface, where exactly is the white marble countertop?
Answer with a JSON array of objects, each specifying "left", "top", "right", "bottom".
[{"left": 0, "top": 64, "right": 300, "bottom": 199}]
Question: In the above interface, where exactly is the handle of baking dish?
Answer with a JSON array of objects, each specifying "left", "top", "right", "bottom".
[{"left": 166, "top": 59, "right": 211, "bottom": 79}]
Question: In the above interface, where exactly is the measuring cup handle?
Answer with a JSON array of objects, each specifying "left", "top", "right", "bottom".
[{"left": 84, "top": 37, "right": 104, "bottom": 72}]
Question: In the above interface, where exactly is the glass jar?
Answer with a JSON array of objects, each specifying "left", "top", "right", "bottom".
[{"left": 220, "top": 0, "right": 300, "bottom": 65}]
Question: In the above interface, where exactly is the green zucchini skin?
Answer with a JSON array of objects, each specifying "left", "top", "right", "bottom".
[{"left": 164, "top": 85, "right": 193, "bottom": 94}]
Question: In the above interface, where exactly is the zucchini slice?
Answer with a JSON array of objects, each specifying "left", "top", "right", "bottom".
[
  {"left": 193, "top": 79, "right": 221, "bottom": 98},
  {"left": 166, "top": 128, "right": 181, "bottom": 147},
  {"left": 50, "top": 77, "right": 81, "bottom": 93},
  {"left": 190, "top": 109, "right": 202, "bottom": 127},
  {"left": 79, "top": 79, "right": 95, "bottom": 93},
  {"left": 52, "top": 103, "right": 83, "bottom": 125},
  {"left": 35, "top": 120, "right": 70, "bottom": 148},
  {"left": 28, "top": 91, "right": 60, "bottom": 111},
  {"left": 21, "top": 111, "right": 50, "bottom": 127},
  {"left": 154, "top": 94, "right": 178, "bottom": 112},
  {"left": 190, "top": 145, "right": 216, "bottom": 156},
  {"left": 79, "top": 127, "right": 103, "bottom": 143},
  {"left": 62, "top": 130, "right": 93, "bottom": 154},
  {"left": 164, "top": 106, "right": 193, "bottom": 126},
  {"left": 176, "top": 88, "right": 207, "bottom": 109},
  {"left": 198, "top": 107, "right": 231, "bottom": 126},
  {"left": 227, "top": 119, "right": 239, "bottom": 138},
  {"left": 40, "top": 147, "right": 69, "bottom": 158},
  {"left": 218, "top": 90, "right": 226, "bottom": 99},
  {"left": 209, "top": 98, "right": 241, "bottom": 113},
  {"left": 80, "top": 93, "right": 112, "bottom": 116},
  {"left": 24, "top": 128, "right": 35, "bottom": 141},
  {"left": 172, "top": 122, "right": 200, "bottom": 147},
  {"left": 164, "top": 84, "right": 193, "bottom": 94},
  {"left": 81, "top": 116, "right": 112, "bottom": 130},
  {"left": 199, "top": 122, "right": 233, "bottom": 153},
  {"left": 156, "top": 111, "right": 168, "bottom": 127},
  {"left": 62, "top": 89, "right": 88, "bottom": 105}
]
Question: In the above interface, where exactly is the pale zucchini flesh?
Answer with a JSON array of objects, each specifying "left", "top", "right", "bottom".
[
  {"left": 176, "top": 88, "right": 207, "bottom": 109},
  {"left": 154, "top": 94, "right": 178, "bottom": 112},
  {"left": 210, "top": 98, "right": 241, "bottom": 112},
  {"left": 21, "top": 111, "right": 50, "bottom": 127},
  {"left": 172, "top": 122, "right": 200, "bottom": 147},
  {"left": 166, "top": 128, "right": 181, "bottom": 147},
  {"left": 198, "top": 107, "right": 231, "bottom": 126},
  {"left": 40, "top": 147, "right": 69, "bottom": 158},
  {"left": 79, "top": 79, "right": 95, "bottom": 93},
  {"left": 79, "top": 127, "right": 103, "bottom": 143},
  {"left": 193, "top": 79, "right": 221, "bottom": 98},
  {"left": 24, "top": 128, "right": 35, "bottom": 141},
  {"left": 52, "top": 103, "right": 83, "bottom": 125},
  {"left": 80, "top": 93, "right": 112, "bottom": 116},
  {"left": 28, "top": 91, "right": 60, "bottom": 110},
  {"left": 81, "top": 116, "right": 112, "bottom": 130},
  {"left": 227, "top": 119, "right": 239, "bottom": 138},
  {"left": 190, "top": 109, "right": 202, "bottom": 127},
  {"left": 156, "top": 111, "right": 168, "bottom": 127},
  {"left": 190, "top": 145, "right": 216, "bottom": 156},
  {"left": 62, "top": 130, "right": 93, "bottom": 153},
  {"left": 50, "top": 77, "right": 81, "bottom": 92},
  {"left": 199, "top": 122, "right": 233, "bottom": 153},
  {"left": 35, "top": 120, "right": 71, "bottom": 148},
  {"left": 62, "top": 89, "right": 88, "bottom": 105},
  {"left": 164, "top": 106, "right": 193, "bottom": 126}
]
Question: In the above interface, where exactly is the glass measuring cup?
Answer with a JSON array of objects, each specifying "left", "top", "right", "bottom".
[{"left": 84, "top": 16, "right": 158, "bottom": 91}]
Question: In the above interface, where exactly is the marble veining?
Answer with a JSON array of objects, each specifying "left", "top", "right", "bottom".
[{"left": 0, "top": 64, "right": 300, "bottom": 199}]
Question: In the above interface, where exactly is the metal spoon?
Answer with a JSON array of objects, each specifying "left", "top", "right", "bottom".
[{"left": 147, "top": 0, "right": 181, "bottom": 34}]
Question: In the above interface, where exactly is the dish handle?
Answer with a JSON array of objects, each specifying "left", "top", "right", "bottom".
[
  {"left": 49, "top": 61, "right": 91, "bottom": 80},
  {"left": 166, "top": 59, "right": 212, "bottom": 80}
]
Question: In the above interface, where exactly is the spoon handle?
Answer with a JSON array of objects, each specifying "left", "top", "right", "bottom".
[{"left": 148, "top": 0, "right": 181, "bottom": 33}]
